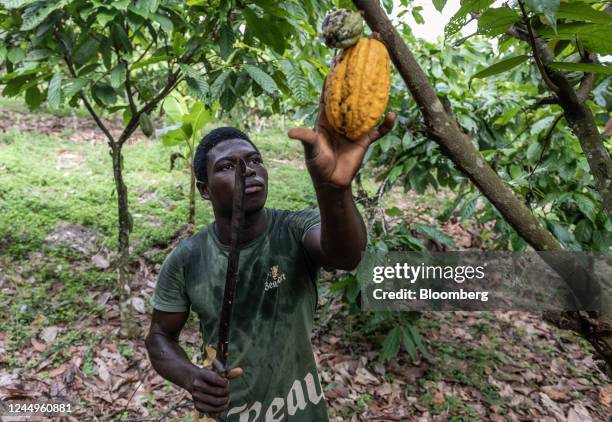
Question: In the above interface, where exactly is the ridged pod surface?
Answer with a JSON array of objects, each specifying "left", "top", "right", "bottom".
[{"left": 324, "top": 37, "right": 391, "bottom": 141}]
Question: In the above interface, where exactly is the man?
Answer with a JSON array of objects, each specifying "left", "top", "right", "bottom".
[{"left": 145, "top": 98, "right": 395, "bottom": 421}]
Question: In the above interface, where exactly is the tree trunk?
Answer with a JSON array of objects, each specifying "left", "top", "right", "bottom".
[
  {"left": 352, "top": 0, "right": 612, "bottom": 371},
  {"left": 111, "top": 143, "right": 139, "bottom": 339}
]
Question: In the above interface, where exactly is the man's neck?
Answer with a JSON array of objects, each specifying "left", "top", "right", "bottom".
[{"left": 214, "top": 207, "right": 267, "bottom": 246}]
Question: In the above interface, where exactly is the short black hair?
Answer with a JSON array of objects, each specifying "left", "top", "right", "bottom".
[{"left": 193, "top": 127, "right": 259, "bottom": 184}]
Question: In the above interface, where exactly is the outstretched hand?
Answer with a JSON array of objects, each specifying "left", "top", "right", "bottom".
[{"left": 288, "top": 89, "right": 395, "bottom": 189}]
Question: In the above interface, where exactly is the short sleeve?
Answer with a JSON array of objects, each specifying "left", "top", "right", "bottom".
[
  {"left": 152, "top": 245, "right": 190, "bottom": 312},
  {"left": 288, "top": 208, "right": 321, "bottom": 244}
]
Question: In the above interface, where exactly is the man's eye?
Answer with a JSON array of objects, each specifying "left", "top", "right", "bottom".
[
  {"left": 222, "top": 163, "right": 234, "bottom": 170},
  {"left": 251, "top": 157, "right": 263, "bottom": 165}
]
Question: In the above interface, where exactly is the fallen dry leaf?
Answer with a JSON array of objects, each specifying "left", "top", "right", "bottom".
[
  {"left": 432, "top": 391, "right": 445, "bottom": 405},
  {"left": 31, "top": 337, "right": 46, "bottom": 352},
  {"left": 131, "top": 297, "right": 146, "bottom": 314},
  {"left": 40, "top": 326, "right": 60, "bottom": 343},
  {"left": 47, "top": 364, "right": 67, "bottom": 378},
  {"left": 599, "top": 385, "right": 612, "bottom": 406},
  {"left": 566, "top": 404, "right": 592, "bottom": 422},
  {"left": 541, "top": 385, "right": 569, "bottom": 402},
  {"left": 203, "top": 344, "right": 216, "bottom": 368}
]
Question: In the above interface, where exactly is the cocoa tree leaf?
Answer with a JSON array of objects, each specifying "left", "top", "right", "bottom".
[
  {"left": 525, "top": 0, "right": 559, "bottom": 31},
  {"left": 557, "top": 1, "right": 611, "bottom": 25},
  {"left": 549, "top": 62, "right": 612, "bottom": 76},
  {"left": 478, "top": 7, "right": 520, "bottom": 36},
  {"left": 432, "top": 0, "right": 447, "bottom": 13},
  {"left": 244, "top": 64, "right": 278, "bottom": 95},
  {"left": 470, "top": 55, "right": 529, "bottom": 81},
  {"left": 47, "top": 73, "right": 62, "bottom": 110}
]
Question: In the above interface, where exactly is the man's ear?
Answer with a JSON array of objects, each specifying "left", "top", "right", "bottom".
[{"left": 197, "top": 180, "right": 210, "bottom": 200}]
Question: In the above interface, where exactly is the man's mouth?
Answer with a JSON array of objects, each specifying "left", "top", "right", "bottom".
[{"left": 245, "top": 183, "right": 264, "bottom": 194}]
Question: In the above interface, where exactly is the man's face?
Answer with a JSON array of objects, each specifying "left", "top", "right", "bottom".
[{"left": 199, "top": 138, "right": 268, "bottom": 216}]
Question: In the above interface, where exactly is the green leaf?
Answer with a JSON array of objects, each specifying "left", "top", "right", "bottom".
[
  {"left": 478, "top": 7, "right": 520, "bottom": 36},
  {"left": 557, "top": 2, "right": 611, "bottom": 25},
  {"left": 219, "top": 86, "right": 237, "bottom": 110},
  {"left": 63, "top": 78, "right": 88, "bottom": 98},
  {"left": 47, "top": 73, "right": 63, "bottom": 110},
  {"left": 73, "top": 37, "right": 100, "bottom": 67},
  {"left": 244, "top": 64, "right": 278, "bottom": 95},
  {"left": 526, "top": 141, "right": 542, "bottom": 163},
  {"left": 407, "top": 324, "right": 431, "bottom": 360},
  {"left": 574, "top": 193, "right": 597, "bottom": 222},
  {"left": 530, "top": 116, "right": 556, "bottom": 136},
  {"left": 180, "top": 64, "right": 209, "bottom": 100},
  {"left": 111, "top": 22, "right": 132, "bottom": 53},
  {"left": 162, "top": 96, "right": 186, "bottom": 125},
  {"left": 110, "top": 64, "right": 126, "bottom": 89},
  {"left": 25, "top": 85, "right": 43, "bottom": 110},
  {"left": 385, "top": 206, "right": 403, "bottom": 217},
  {"left": 185, "top": 102, "right": 213, "bottom": 133},
  {"left": 7, "top": 47, "right": 24, "bottom": 64},
  {"left": 445, "top": 0, "right": 494, "bottom": 38},
  {"left": 381, "top": 327, "right": 401, "bottom": 361},
  {"left": 91, "top": 83, "right": 118, "bottom": 106},
  {"left": 210, "top": 71, "right": 231, "bottom": 99},
  {"left": 96, "top": 11, "right": 116, "bottom": 26},
  {"left": 525, "top": 0, "right": 559, "bottom": 30},
  {"left": 413, "top": 223, "right": 454, "bottom": 246},
  {"left": 470, "top": 55, "right": 529, "bottom": 81},
  {"left": 21, "top": 0, "right": 68, "bottom": 31},
  {"left": 181, "top": 122, "right": 193, "bottom": 139},
  {"left": 130, "top": 54, "right": 171, "bottom": 70},
  {"left": 401, "top": 327, "right": 417, "bottom": 362},
  {"left": 281, "top": 61, "right": 309, "bottom": 105},
  {"left": 151, "top": 13, "right": 173, "bottom": 33},
  {"left": 574, "top": 220, "right": 593, "bottom": 243},
  {"left": 539, "top": 23, "right": 612, "bottom": 54},
  {"left": 0, "top": 0, "right": 37, "bottom": 8},
  {"left": 460, "top": 195, "right": 478, "bottom": 219},
  {"left": 432, "top": 0, "right": 447, "bottom": 13},
  {"left": 110, "top": 0, "right": 130, "bottom": 10},
  {"left": 412, "top": 6, "right": 424, "bottom": 25},
  {"left": 161, "top": 126, "right": 187, "bottom": 146},
  {"left": 549, "top": 62, "right": 612, "bottom": 76},
  {"left": 219, "top": 23, "right": 234, "bottom": 60},
  {"left": 549, "top": 221, "right": 576, "bottom": 246},
  {"left": 242, "top": 6, "right": 286, "bottom": 54}
]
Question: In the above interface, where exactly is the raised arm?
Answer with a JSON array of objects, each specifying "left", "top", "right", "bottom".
[
  {"left": 288, "top": 96, "right": 395, "bottom": 270},
  {"left": 145, "top": 310, "right": 242, "bottom": 415}
]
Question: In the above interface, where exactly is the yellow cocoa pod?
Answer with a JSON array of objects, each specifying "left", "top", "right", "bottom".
[{"left": 324, "top": 37, "right": 391, "bottom": 141}]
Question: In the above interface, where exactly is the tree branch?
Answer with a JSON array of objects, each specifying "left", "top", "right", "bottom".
[
  {"left": 530, "top": 96, "right": 558, "bottom": 109},
  {"left": 55, "top": 31, "right": 115, "bottom": 146},
  {"left": 529, "top": 114, "right": 563, "bottom": 181},
  {"left": 122, "top": 58, "right": 138, "bottom": 117},
  {"left": 517, "top": 0, "right": 559, "bottom": 93}
]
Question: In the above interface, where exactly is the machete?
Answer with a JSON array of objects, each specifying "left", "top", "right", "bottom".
[{"left": 197, "top": 158, "right": 247, "bottom": 422}]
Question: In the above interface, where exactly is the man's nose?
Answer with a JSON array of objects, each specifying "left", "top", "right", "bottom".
[{"left": 244, "top": 162, "right": 256, "bottom": 176}]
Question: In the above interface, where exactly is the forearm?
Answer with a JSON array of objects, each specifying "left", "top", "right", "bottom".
[
  {"left": 145, "top": 333, "right": 197, "bottom": 391},
  {"left": 315, "top": 182, "right": 367, "bottom": 269}
]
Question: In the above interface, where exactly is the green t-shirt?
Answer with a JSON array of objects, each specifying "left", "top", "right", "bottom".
[{"left": 152, "top": 208, "right": 329, "bottom": 422}]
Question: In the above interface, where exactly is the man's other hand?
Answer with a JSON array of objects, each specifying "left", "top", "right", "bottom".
[{"left": 188, "top": 366, "right": 243, "bottom": 415}]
